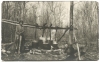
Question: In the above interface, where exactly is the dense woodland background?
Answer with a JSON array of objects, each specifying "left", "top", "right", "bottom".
[{"left": 2, "top": 1, "right": 99, "bottom": 60}]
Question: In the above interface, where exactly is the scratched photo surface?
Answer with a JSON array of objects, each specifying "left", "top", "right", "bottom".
[{"left": 2, "top": 1, "right": 99, "bottom": 61}]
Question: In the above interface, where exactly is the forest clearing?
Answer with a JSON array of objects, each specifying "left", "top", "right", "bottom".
[{"left": 1, "top": 1, "right": 99, "bottom": 61}]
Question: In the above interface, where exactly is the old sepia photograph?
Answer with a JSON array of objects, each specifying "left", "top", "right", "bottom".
[{"left": 1, "top": 1, "right": 99, "bottom": 61}]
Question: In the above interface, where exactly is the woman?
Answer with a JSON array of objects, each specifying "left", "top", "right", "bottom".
[{"left": 15, "top": 21, "right": 25, "bottom": 53}]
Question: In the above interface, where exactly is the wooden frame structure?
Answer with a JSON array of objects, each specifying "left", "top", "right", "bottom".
[{"left": 2, "top": 19, "right": 77, "bottom": 41}]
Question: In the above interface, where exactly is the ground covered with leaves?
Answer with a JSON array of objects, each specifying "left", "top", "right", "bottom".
[
  {"left": 2, "top": 49, "right": 99, "bottom": 61},
  {"left": 2, "top": 52, "right": 68, "bottom": 61}
]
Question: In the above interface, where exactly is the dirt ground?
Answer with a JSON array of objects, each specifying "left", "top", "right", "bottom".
[
  {"left": 2, "top": 52, "right": 67, "bottom": 61},
  {"left": 1, "top": 51, "right": 99, "bottom": 61}
]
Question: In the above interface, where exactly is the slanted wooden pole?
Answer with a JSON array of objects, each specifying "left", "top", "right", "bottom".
[{"left": 74, "top": 32, "right": 81, "bottom": 60}]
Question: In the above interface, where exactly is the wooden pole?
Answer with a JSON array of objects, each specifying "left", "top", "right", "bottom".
[
  {"left": 69, "top": 1, "right": 73, "bottom": 45},
  {"left": 18, "top": 35, "right": 22, "bottom": 54},
  {"left": 35, "top": 28, "right": 37, "bottom": 40},
  {"left": 74, "top": 32, "right": 81, "bottom": 60},
  {"left": 50, "top": 29, "right": 51, "bottom": 41},
  {"left": 69, "top": 1, "right": 81, "bottom": 60},
  {"left": 55, "top": 29, "right": 57, "bottom": 41}
]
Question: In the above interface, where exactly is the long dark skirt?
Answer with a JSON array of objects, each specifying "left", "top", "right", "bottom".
[
  {"left": 20, "top": 33, "right": 25, "bottom": 53},
  {"left": 15, "top": 33, "right": 25, "bottom": 53}
]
